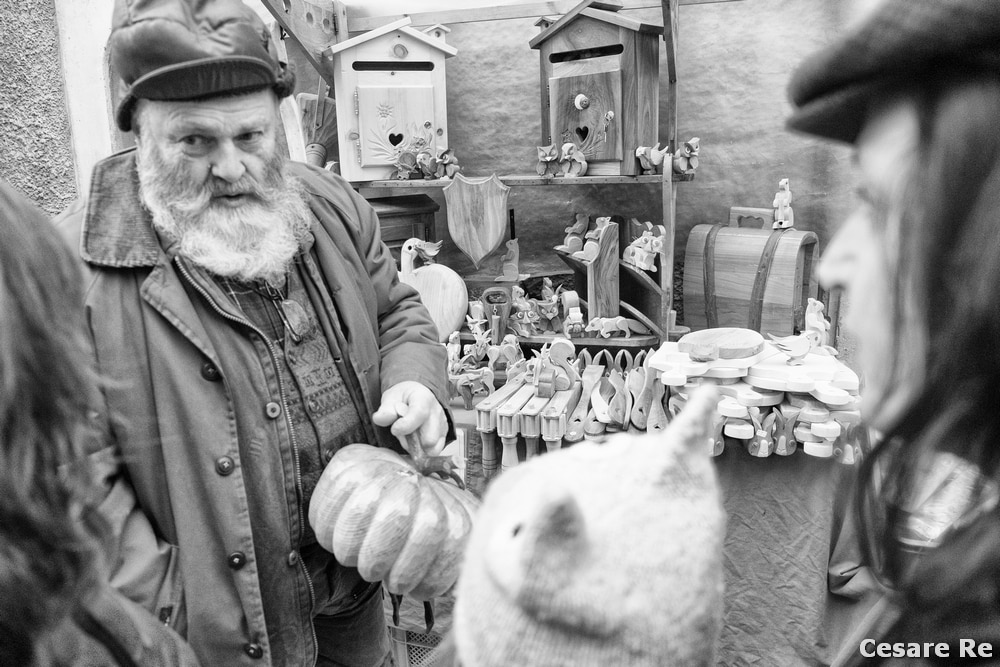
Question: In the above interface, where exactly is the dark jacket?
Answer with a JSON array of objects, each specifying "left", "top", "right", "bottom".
[{"left": 56, "top": 150, "right": 449, "bottom": 666}]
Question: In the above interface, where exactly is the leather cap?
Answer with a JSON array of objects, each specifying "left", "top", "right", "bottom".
[
  {"left": 110, "top": 0, "right": 295, "bottom": 132},
  {"left": 787, "top": 0, "right": 1000, "bottom": 144}
]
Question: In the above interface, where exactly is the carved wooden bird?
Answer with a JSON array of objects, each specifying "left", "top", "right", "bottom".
[{"left": 767, "top": 330, "right": 821, "bottom": 365}]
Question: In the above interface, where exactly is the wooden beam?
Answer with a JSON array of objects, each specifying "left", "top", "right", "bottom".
[
  {"left": 257, "top": 0, "right": 338, "bottom": 89},
  {"left": 347, "top": 0, "right": 742, "bottom": 32}
]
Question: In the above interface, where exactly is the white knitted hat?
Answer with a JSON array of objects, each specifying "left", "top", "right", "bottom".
[{"left": 454, "top": 387, "right": 726, "bottom": 666}]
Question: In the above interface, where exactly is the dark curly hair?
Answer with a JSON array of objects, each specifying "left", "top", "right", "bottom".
[{"left": 0, "top": 182, "right": 108, "bottom": 666}]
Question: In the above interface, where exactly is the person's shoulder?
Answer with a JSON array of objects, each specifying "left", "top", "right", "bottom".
[{"left": 287, "top": 161, "right": 358, "bottom": 203}]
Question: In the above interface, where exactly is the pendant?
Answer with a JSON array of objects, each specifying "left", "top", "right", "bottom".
[{"left": 279, "top": 299, "right": 315, "bottom": 344}]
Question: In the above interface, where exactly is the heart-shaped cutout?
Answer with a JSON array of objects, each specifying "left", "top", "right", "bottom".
[
  {"left": 388, "top": 133, "right": 404, "bottom": 146},
  {"left": 575, "top": 126, "right": 589, "bottom": 142}
]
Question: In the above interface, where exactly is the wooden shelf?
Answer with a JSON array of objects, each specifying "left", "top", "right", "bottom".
[
  {"left": 355, "top": 171, "right": 694, "bottom": 196},
  {"left": 458, "top": 329, "right": 659, "bottom": 350}
]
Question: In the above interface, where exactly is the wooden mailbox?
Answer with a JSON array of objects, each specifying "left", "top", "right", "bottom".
[
  {"left": 329, "top": 18, "right": 457, "bottom": 182},
  {"left": 530, "top": 2, "right": 662, "bottom": 176}
]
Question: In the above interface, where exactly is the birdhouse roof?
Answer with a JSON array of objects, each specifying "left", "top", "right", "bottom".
[
  {"left": 422, "top": 23, "right": 452, "bottom": 35},
  {"left": 529, "top": 1, "right": 662, "bottom": 50},
  {"left": 329, "top": 16, "right": 457, "bottom": 57}
]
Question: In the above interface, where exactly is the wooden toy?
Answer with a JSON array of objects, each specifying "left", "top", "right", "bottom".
[
  {"left": 672, "top": 137, "right": 700, "bottom": 174},
  {"left": 772, "top": 178, "right": 794, "bottom": 230},
  {"left": 646, "top": 373, "right": 669, "bottom": 434},
  {"left": 540, "top": 383, "right": 585, "bottom": 451},
  {"left": 328, "top": 17, "right": 457, "bottom": 182},
  {"left": 804, "top": 297, "right": 833, "bottom": 349},
  {"left": 486, "top": 333, "right": 524, "bottom": 374},
  {"left": 744, "top": 343, "right": 859, "bottom": 406},
  {"left": 497, "top": 384, "right": 537, "bottom": 473},
  {"left": 475, "top": 376, "right": 527, "bottom": 480},
  {"left": 531, "top": 293, "right": 562, "bottom": 333},
  {"left": 494, "top": 239, "right": 530, "bottom": 283},
  {"left": 558, "top": 142, "right": 589, "bottom": 177},
  {"left": 767, "top": 330, "right": 821, "bottom": 365},
  {"left": 531, "top": 1, "right": 663, "bottom": 176},
  {"left": 684, "top": 222, "right": 819, "bottom": 335},
  {"left": 621, "top": 231, "right": 663, "bottom": 272},
  {"left": 746, "top": 406, "right": 776, "bottom": 457},
  {"left": 535, "top": 144, "right": 561, "bottom": 177},
  {"left": 564, "top": 365, "right": 605, "bottom": 443},
  {"left": 554, "top": 213, "right": 590, "bottom": 254},
  {"left": 677, "top": 327, "right": 765, "bottom": 362},
  {"left": 460, "top": 328, "right": 491, "bottom": 367},
  {"left": 635, "top": 143, "right": 670, "bottom": 175},
  {"left": 443, "top": 173, "right": 511, "bottom": 270},
  {"left": 448, "top": 366, "right": 495, "bottom": 410},
  {"left": 479, "top": 287, "right": 512, "bottom": 346},
  {"left": 563, "top": 217, "right": 619, "bottom": 320},
  {"left": 584, "top": 316, "right": 649, "bottom": 339},
  {"left": 398, "top": 238, "right": 468, "bottom": 343}
]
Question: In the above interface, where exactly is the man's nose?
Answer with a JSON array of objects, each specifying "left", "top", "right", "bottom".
[{"left": 211, "top": 142, "right": 247, "bottom": 183}]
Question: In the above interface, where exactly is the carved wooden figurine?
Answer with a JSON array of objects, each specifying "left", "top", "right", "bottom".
[
  {"left": 772, "top": 178, "right": 794, "bottom": 229},
  {"left": 672, "top": 137, "right": 700, "bottom": 174},
  {"left": 636, "top": 142, "right": 670, "bottom": 174},
  {"left": 804, "top": 297, "right": 832, "bottom": 349},
  {"left": 621, "top": 231, "right": 663, "bottom": 272},
  {"left": 535, "top": 144, "right": 561, "bottom": 177},
  {"left": 554, "top": 213, "right": 589, "bottom": 253},
  {"left": 558, "top": 142, "right": 588, "bottom": 177},
  {"left": 494, "top": 238, "right": 530, "bottom": 283},
  {"left": 399, "top": 238, "right": 468, "bottom": 342},
  {"left": 767, "top": 330, "right": 821, "bottom": 365},
  {"left": 507, "top": 284, "right": 540, "bottom": 337},
  {"left": 585, "top": 316, "right": 649, "bottom": 339}
]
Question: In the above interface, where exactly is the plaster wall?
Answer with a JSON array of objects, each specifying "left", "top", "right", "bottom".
[{"left": 0, "top": 0, "right": 77, "bottom": 215}]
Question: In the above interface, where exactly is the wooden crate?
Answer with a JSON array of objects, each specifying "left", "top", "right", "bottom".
[{"left": 683, "top": 224, "right": 818, "bottom": 337}]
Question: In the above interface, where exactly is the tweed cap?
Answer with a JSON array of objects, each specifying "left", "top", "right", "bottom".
[
  {"left": 787, "top": 0, "right": 1000, "bottom": 144},
  {"left": 109, "top": 0, "right": 295, "bottom": 132}
]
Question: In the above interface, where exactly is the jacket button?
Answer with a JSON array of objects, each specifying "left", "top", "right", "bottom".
[
  {"left": 244, "top": 643, "right": 264, "bottom": 659},
  {"left": 287, "top": 551, "right": 299, "bottom": 567},
  {"left": 227, "top": 552, "right": 247, "bottom": 570},
  {"left": 200, "top": 361, "right": 221, "bottom": 382},
  {"left": 215, "top": 456, "right": 235, "bottom": 476},
  {"left": 265, "top": 402, "right": 281, "bottom": 419}
]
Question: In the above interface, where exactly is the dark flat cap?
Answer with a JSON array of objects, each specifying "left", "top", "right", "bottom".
[
  {"left": 110, "top": 0, "right": 295, "bottom": 132},
  {"left": 787, "top": 0, "right": 1000, "bottom": 144}
]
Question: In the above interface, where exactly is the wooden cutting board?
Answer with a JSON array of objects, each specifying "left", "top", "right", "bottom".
[
  {"left": 401, "top": 264, "right": 468, "bottom": 343},
  {"left": 677, "top": 327, "right": 764, "bottom": 361}
]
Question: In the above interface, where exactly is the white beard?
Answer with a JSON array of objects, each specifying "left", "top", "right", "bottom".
[{"left": 136, "top": 140, "right": 313, "bottom": 288}]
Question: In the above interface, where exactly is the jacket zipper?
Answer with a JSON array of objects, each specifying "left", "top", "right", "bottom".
[{"left": 175, "top": 259, "right": 319, "bottom": 661}]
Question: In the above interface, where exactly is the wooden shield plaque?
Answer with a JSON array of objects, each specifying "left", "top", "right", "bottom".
[{"left": 443, "top": 173, "right": 510, "bottom": 269}]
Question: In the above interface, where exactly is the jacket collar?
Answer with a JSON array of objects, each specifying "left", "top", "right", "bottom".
[{"left": 81, "top": 149, "right": 164, "bottom": 268}]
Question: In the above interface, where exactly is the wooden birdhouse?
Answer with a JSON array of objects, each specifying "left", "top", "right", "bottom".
[
  {"left": 329, "top": 18, "right": 457, "bottom": 182},
  {"left": 530, "top": 1, "right": 663, "bottom": 176}
]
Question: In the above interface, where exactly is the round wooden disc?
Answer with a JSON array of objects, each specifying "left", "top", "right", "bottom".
[{"left": 678, "top": 328, "right": 765, "bottom": 360}]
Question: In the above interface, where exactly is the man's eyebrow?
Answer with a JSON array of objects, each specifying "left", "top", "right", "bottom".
[{"left": 171, "top": 116, "right": 270, "bottom": 136}]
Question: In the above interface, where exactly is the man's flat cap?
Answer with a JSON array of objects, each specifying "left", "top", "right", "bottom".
[
  {"left": 787, "top": 0, "right": 1000, "bottom": 144},
  {"left": 110, "top": 0, "right": 295, "bottom": 132}
]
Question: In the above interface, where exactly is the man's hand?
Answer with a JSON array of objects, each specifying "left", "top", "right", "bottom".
[{"left": 372, "top": 381, "right": 448, "bottom": 459}]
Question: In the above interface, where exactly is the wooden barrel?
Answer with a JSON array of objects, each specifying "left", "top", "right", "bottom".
[{"left": 683, "top": 224, "right": 818, "bottom": 336}]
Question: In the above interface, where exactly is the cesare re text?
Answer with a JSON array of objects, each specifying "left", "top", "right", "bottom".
[{"left": 860, "top": 640, "right": 993, "bottom": 659}]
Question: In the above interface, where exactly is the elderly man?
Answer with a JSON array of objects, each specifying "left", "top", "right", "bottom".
[{"left": 56, "top": 0, "right": 450, "bottom": 665}]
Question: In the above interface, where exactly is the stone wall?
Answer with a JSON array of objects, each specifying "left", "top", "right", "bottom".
[{"left": 0, "top": 0, "right": 77, "bottom": 215}]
